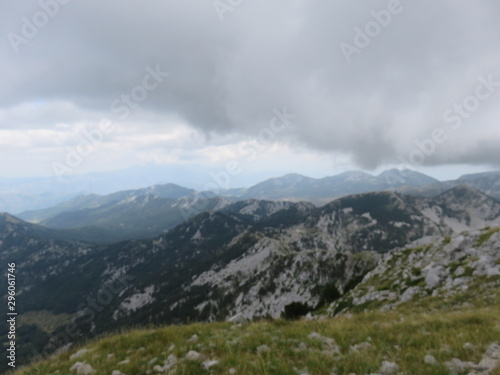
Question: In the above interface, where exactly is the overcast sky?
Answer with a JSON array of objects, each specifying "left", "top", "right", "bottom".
[{"left": 1, "top": 0, "right": 499, "bottom": 188}]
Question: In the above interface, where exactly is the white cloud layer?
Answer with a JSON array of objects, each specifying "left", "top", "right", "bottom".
[{"left": 1, "top": 0, "right": 499, "bottom": 180}]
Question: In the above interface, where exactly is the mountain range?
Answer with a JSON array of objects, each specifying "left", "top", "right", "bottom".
[
  {"left": 4, "top": 169, "right": 496, "bottom": 244},
  {"left": 399, "top": 170, "right": 500, "bottom": 200},
  {"left": 2, "top": 183, "right": 499, "bottom": 371},
  {"left": 218, "top": 169, "right": 439, "bottom": 204},
  {"left": 3, "top": 168, "right": 499, "bottom": 217},
  {"left": 16, "top": 184, "right": 225, "bottom": 243}
]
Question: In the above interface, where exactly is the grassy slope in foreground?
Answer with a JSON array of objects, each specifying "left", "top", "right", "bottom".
[{"left": 14, "top": 303, "right": 500, "bottom": 375}]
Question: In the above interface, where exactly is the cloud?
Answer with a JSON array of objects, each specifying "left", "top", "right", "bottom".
[{"left": 1, "top": 0, "right": 499, "bottom": 177}]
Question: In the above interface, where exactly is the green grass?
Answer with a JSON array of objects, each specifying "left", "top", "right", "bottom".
[
  {"left": 18, "top": 310, "right": 73, "bottom": 334},
  {"left": 13, "top": 301, "right": 500, "bottom": 375},
  {"left": 476, "top": 227, "right": 500, "bottom": 247},
  {"left": 442, "top": 236, "right": 451, "bottom": 246}
]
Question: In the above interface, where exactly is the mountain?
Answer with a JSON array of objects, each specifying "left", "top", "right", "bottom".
[
  {"left": 0, "top": 164, "right": 215, "bottom": 214},
  {"left": 14, "top": 169, "right": 500, "bottom": 241},
  {"left": 235, "top": 173, "right": 317, "bottom": 199},
  {"left": 14, "top": 184, "right": 211, "bottom": 243},
  {"left": 378, "top": 168, "right": 439, "bottom": 186},
  {"left": 222, "top": 169, "right": 439, "bottom": 204},
  {"left": 398, "top": 170, "right": 500, "bottom": 201},
  {"left": 4, "top": 185, "right": 499, "bottom": 369},
  {"left": 0, "top": 213, "right": 105, "bottom": 370},
  {"left": 5, "top": 168, "right": 500, "bottom": 220},
  {"left": 456, "top": 170, "right": 500, "bottom": 199},
  {"left": 0, "top": 212, "right": 116, "bottom": 244},
  {"left": 10, "top": 229, "right": 500, "bottom": 375},
  {"left": 18, "top": 183, "right": 196, "bottom": 223},
  {"left": 37, "top": 195, "right": 230, "bottom": 242},
  {"left": 225, "top": 169, "right": 500, "bottom": 205},
  {"left": 0, "top": 191, "right": 79, "bottom": 217}
]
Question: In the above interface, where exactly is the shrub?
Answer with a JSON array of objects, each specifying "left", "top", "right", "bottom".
[{"left": 282, "top": 302, "right": 312, "bottom": 320}]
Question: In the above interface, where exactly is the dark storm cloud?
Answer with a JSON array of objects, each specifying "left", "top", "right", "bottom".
[{"left": 1, "top": 0, "right": 499, "bottom": 169}]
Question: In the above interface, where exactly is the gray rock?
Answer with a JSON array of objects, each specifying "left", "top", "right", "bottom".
[
  {"left": 486, "top": 343, "right": 500, "bottom": 359},
  {"left": 379, "top": 360, "right": 399, "bottom": 374},
  {"left": 400, "top": 286, "right": 421, "bottom": 303},
  {"left": 153, "top": 365, "right": 165, "bottom": 373},
  {"left": 227, "top": 313, "right": 247, "bottom": 325},
  {"left": 78, "top": 365, "right": 95, "bottom": 375},
  {"left": 463, "top": 342, "right": 474, "bottom": 350},
  {"left": 256, "top": 345, "right": 270, "bottom": 354},
  {"left": 350, "top": 342, "right": 373, "bottom": 352},
  {"left": 295, "top": 342, "right": 308, "bottom": 351},
  {"left": 305, "top": 312, "right": 315, "bottom": 321},
  {"left": 187, "top": 334, "right": 199, "bottom": 343},
  {"left": 425, "top": 265, "right": 445, "bottom": 288},
  {"left": 70, "top": 362, "right": 85, "bottom": 371},
  {"left": 424, "top": 354, "right": 439, "bottom": 366},
  {"left": 164, "top": 353, "right": 177, "bottom": 369},
  {"left": 308, "top": 332, "right": 341, "bottom": 353},
  {"left": 444, "top": 358, "right": 475, "bottom": 375},
  {"left": 295, "top": 369, "right": 310, "bottom": 375},
  {"left": 70, "top": 362, "right": 95, "bottom": 375},
  {"left": 150, "top": 353, "right": 178, "bottom": 372},
  {"left": 148, "top": 357, "right": 157, "bottom": 365},
  {"left": 202, "top": 359, "right": 220, "bottom": 370},
  {"left": 54, "top": 343, "right": 73, "bottom": 355},
  {"left": 185, "top": 350, "right": 205, "bottom": 361},
  {"left": 308, "top": 332, "right": 322, "bottom": 340},
  {"left": 70, "top": 349, "right": 90, "bottom": 360}
]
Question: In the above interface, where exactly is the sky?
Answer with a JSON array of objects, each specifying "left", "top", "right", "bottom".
[{"left": 1, "top": 0, "right": 500, "bottom": 190}]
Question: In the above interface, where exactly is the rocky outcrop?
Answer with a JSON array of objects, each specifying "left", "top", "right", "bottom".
[{"left": 329, "top": 228, "right": 500, "bottom": 315}]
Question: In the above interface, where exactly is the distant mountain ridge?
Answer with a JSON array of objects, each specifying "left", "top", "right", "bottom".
[
  {"left": 9, "top": 169, "right": 499, "bottom": 244},
  {"left": 219, "top": 169, "right": 500, "bottom": 204},
  {"left": 19, "top": 183, "right": 196, "bottom": 223},
  {"left": 3, "top": 168, "right": 500, "bottom": 216},
  {"left": 219, "top": 169, "right": 439, "bottom": 204},
  {"left": 398, "top": 170, "right": 500, "bottom": 200},
  {"left": 15, "top": 184, "right": 211, "bottom": 243}
]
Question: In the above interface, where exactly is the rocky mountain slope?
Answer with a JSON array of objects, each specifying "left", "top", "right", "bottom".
[
  {"left": 3, "top": 185, "right": 499, "bottom": 368},
  {"left": 10, "top": 229, "right": 500, "bottom": 375},
  {"left": 329, "top": 227, "right": 500, "bottom": 316},
  {"left": 173, "top": 186, "right": 499, "bottom": 321}
]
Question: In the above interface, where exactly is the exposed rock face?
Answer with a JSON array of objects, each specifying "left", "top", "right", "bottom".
[
  {"left": 186, "top": 240, "right": 379, "bottom": 320},
  {"left": 329, "top": 228, "right": 500, "bottom": 314}
]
